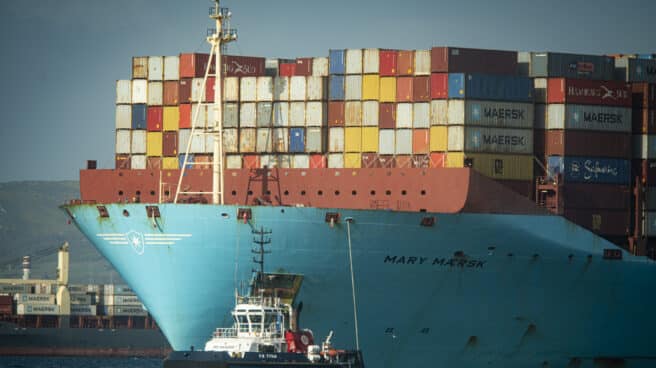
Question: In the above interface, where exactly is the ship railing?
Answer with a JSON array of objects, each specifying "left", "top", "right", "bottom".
[{"left": 213, "top": 327, "right": 238, "bottom": 338}]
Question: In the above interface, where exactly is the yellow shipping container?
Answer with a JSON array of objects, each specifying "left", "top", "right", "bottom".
[
  {"left": 446, "top": 152, "right": 533, "bottom": 180},
  {"left": 344, "top": 153, "right": 361, "bottom": 168},
  {"left": 362, "top": 127, "right": 379, "bottom": 152},
  {"left": 379, "top": 77, "right": 396, "bottom": 102},
  {"left": 146, "top": 132, "right": 163, "bottom": 157},
  {"left": 345, "top": 127, "right": 362, "bottom": 152},
  {"left": 162, "top": 157, "right": 179, "bottom": 169},
  {"left": 429, "top": 126, "right": 447, "bottom": 152},
  {"left": 163, "top": 106, "right": 179, "bottom": 131},
  {"left": 362, "top": 75, "right": 380, "bottom": 100}
]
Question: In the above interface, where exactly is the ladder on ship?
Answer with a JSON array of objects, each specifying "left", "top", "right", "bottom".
[{"left": 174, "top": 0, "right": 237, "bottom": 205}]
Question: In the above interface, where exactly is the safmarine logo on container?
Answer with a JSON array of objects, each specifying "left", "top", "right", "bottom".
[{"left": 569, "top": 159, "right": 619, "bottom": 181}]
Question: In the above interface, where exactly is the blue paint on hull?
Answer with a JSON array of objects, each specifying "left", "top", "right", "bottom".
[{"left": 65, "top": 204, "right": 656, "bottom": 367}]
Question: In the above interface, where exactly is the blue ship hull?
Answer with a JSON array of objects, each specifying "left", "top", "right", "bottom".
[{"left": 64, "top": 203, "right": 656, "bottom": 367}]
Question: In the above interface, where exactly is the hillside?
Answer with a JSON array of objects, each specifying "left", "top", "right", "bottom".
[{"left": 0, "top": 181, "right": 121, "bottom": 284}]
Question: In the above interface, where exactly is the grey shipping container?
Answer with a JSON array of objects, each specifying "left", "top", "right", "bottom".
[{"left": 529, "top": 52, "right": 615, "bottom": 80}]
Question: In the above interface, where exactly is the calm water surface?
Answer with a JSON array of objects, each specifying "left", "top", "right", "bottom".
[{"left": 0, "top": 356, "right": 162, "bottom": 368}]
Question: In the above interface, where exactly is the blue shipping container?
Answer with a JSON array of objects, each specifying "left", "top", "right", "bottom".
[
  {"left": 289, "top": 128, "right": 305, "bottom": 153},
  {"left": 132, "top": 104, "right": 147, "bottom": 129},
  {"left": 448, "top": 74, "right": 533, "bottom": 102},
  {"left": 179, "top": 154, "right": 194, "bottom": 170},
  {"left": 329, "top": 75, "right": 345, "bottom": 100},
  {"left": 547, "top": 156, "right": 630, "bottom": 185},
  {"left": 329, "top": 49, "right": 345, "bottom": 75}
]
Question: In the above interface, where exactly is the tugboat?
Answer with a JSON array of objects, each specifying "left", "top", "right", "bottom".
[{"left": 162, "top": 288, "right": 364, "bottom": 368}]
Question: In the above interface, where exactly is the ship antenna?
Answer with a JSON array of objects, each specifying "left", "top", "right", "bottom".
[{"left": 174, "top": 0, "right": 236, "bottom": 204}]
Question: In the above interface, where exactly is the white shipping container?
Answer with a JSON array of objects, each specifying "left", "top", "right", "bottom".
[
  {"left": 289, "top": 102, "right": 306, "bottom": 127},
  {"left": 163, "top": 56, "right": 180, "bottom": 80},
  {"left": 273, "top": 102, "right": 289, "bottom": 127},
  {"left": 306, "top": 102, "right": 325, "bottom": 127},
  {"left": 0, "top": 284, "right": 30, "bottom": 294},
  {"left": 290, "top": 76, "right": 307, "bottom": 101},
  {"left": 67, "top": 285, "right": 88, "bottom": 294},
  {"left": 257, "top": 77, "right": 273, "bottom": 101},
  {"left": 306, "top": 127, "right": 324, "bottom": 152},
  {"left": 273, "top": 128, "right": 289, "bottom": 152},
  {"left": 190, "top": 132, "right": 205, "bottom": 153},
  {"left": 447, "top": 100, "right": 534, "bottom": 128},
  {"left": 396, "top": 103, "right": 413, "bottom": 128},
  {"left": 147, "top": 82, "right": 163, "bottom": 106},
  {"left": 312, "top": 57, "right": 329, "bottom": 77},
  {"left": 130, "top": 155, "right": 146, "bottom": 169},
  {"left": 131, "top": 79, "right": 148, "bottom": 104},
  {"left": 395, "top": 129, "right": 413, "bottom": 154},
  {"left": 306, "top": 76, "right": 326, "bottom": 100},
  {"left": 414, "top": 50, "right": 431, "bottom": 75},
  {"left": 292, "top": 154, "right": 310, "bottom": 168},
  {"left": 274, "top": 77, "right": 290, "bottom": 100},
  {"left": 224, "top": 77, "right": 240, "bottom": 102},
  {"left": 148, "top": 56, "right": 163, "bottom": 81},
  {"left": 345, "top": 49, "right": 363, "bottom": 74},
  {"left": 261, "top": 154, "right": 291, "bottom": 168},
  {"left": 345, "top": 75, "right": 362, "bottom": 101},
  {"left": 327, "top": 153, "right": 344, "bottom": 168},
  {"left": 447, "top": 126, "right": 533, "bottom": 154},
  {"left": 34, "top": 284, "right": 55, "bottom": 294},
  {"left": 240, "top": 103, "right": 257, "bottom": 128},
  {"left": 207, "top": 104, "right": 217, "bottom": 128},
  {"left": 191, "top": 103, "right": 207, "bottom": 128},
  {"left": 131, "top": 130, "right": 146, "bottom": 154},
  {"left": 179, "top": 129, "right": 190, "bottom": 154},
  {"left": 102, "top": 284, "right": 136, "bottom": 296},
  {"left": 226, "top": 155, "right": 243, "bottom": 169},
  {"left": 103, "top": 305, "right": 147, "bottom": 317},
  {"left": 14, "top": 293, "right": 56, "bottom": 304},
  {"left": 379, "top": 129, "right": 395, "bottom": 154},
  {"left": 239, "top": 128, "right": 256, "bottom": 152},
  {"left": 71, "top": 304, "right": 97, "bottom": 316},
  {"left": 363, "top": 49, "right": 380, "bottom": 74},
  {"left": 257, "top": 102, "right": 273, "bottom": 127},
  {"left": 257, "top": 128, "right": 273, "bottom": 152},
  {"left": 224, "top": 103, "right": 239, "bottom": 128},
  {"left": 328, "top": 127, "right": 345, "bottom": 152},
  {"left": 240, "top": 77, "right": 257, "bottom": 102},
  {"left": 345, "top": 101, "right": 362, "bottom": 126},
  {"left": 70, "top": 294, "right": 93, "bottom": 305},
  {"left": 17, "top": 304, "right": 59, "bottom": 316},
  {"left": 116, "top": 80, "right": 131, "bottom": 104},
  {"left": 430, "top": 100, "right": 448, "bottom": 125},
  {"left": 204, "top": 134, "right": 214, "bottom": 154},
  {"left": 546, "top": 104, "right": 631, "bottom": 132},
  {"left": 413, "top": 103, "right": 430, "bottom": 128},
  {"left": 115, "top": 105, "right": 132, "bottom": 129},
  {"left": 223, "top": 129, "right": 239, "bottom": 153},
  {"left": 115, "top": 130, "right": 131, "bottom": 154},
  {"left": 191, "top": 78, "right": 205, "bottom": 102}
]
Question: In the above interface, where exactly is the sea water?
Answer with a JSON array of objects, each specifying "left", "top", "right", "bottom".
[{"left": 0, "top": 356, "right": 162, "bottom": 368}]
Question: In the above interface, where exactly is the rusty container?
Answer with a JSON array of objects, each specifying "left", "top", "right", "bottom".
[
  {"left": 163, "top": 81, "right": 179, "bottom": 106},
  {"left": 179, "top": 53, "right": 212, "bottom": 78},
  {"left": 179, "top": 78, "right": 192, "bottom": 104},
  {"left": 328, "top": 101, "right": 345, "bottom": 127},
  {"left": 361, "top": 153, "right": 378, "bottom": 168},
  {"left": 430, "top": 73, "right": 448, "bottom": 99},
  {"left": 295, "top": 58, "right": 313, "bottom": 76},
  {"left": 163, "top": 131, "right": 178, "bottom": 157},
  {"left": 545, "top": 130, "right": 631, "bottom": 158},
  {"left": 413, "top": 76, "right": 430, "bottom": 102},
  {"left": 397, "top": 50, "right": 414, "bottom": 76},
  {"left": 115, "top": 155, "right": 130, "bottom": 169},
  {"left": 147, "top": 157, "right": 162, "bottom": 170},
  {"left": 431, "top": 47, "right": 518, "bottom": 74},
  {"left": 379, "top": 50, "right": 397, "bottom": 76},
  {"left": 379, "top": 103, "right": 396, "bottom": 129},
  {"left": 396, "top": 77, "right": 413, "bottom": 102}
]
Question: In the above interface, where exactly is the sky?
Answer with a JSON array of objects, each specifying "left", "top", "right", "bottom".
[{"left": 0, "top": 0, "right": 654, "bottom": 182}]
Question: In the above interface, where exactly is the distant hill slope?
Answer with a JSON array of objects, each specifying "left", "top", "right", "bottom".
[{"left": 0, "top": 181, "right": 121, "bottom": 284}]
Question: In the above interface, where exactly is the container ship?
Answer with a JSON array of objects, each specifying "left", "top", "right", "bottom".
[
  {"left": 0, "top": 244, "right": 170, "bottom": 357},
  {"left": 62, "top": 1, "right": 656, "bottom": 366}
]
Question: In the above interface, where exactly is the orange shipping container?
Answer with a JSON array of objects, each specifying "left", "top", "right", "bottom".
[
  {"left": 328, "top": 101, "right": 345, "bottom": 126},
  {"left": 430, "top": 153, "right": 446, "bottom": 168},
  {"left": 163, "top": 81, "right": 179, "bottom": 106},
  {"left": 397, "top": 51, "right": 414, "bottom": 76},
  {"left": 396, "top": 77, "right": 413, "bottom": 102},
  {"left": 412, "top": 129, "right": 430, "bottom": 154},
  {"left": 179, "top": 104, "right": 191, "bottom": 129},
  {"left": 310, "top": 154, "right": 326, "bottom": 168},
  {"left": 395, "top": 155, "right": 413, "bottom": 168},
  {"left": 147, "top": 157, "right": 162, "bottom": 169},
  {"left": 243, "top": 154, "right": 260, "bottom": 169}
]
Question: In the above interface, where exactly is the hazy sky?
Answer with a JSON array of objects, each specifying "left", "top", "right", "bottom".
[{"left": 0, "top": 0, "right": 654, "bottom": 182}]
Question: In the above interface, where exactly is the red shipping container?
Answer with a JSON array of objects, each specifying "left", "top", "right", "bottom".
[
  {"left": 411, "top": 154, "right": 431, "bottom": 168},
  {"left": 379, "top": 50, "right": 397, "bottom": 76},
  {"left": 163, "top": 131, "right": 178, "bottom": 157},
  {"left": 395, "top": 155, "right": 413, "bottom": 168},
  {"left": 361, "top": 153, "right": 378, "bottom": 168},
  {"left": 562, "top": 208, "right": 629, "bottom": 236},
  {"left": 378, "top": 155, "right": 395, "bottom": 168},
  {"left": 147, "top": 157, "right": 162, "bottom": 169},
  {"left": 163, "top": 81, "right": 179, "bottom": 106},
  {"left": 545, "top": 130, "right": 631, "bottom": 158},
  {"left": 430, "top": 153, "right": 446, "bottom": 168},
  {"left": 206, "top": 77, "right": 216, "bottom": 102},
  {"left": 379, "top": 103, "right": 396, "bottom": 129},
  {"left": 222, "top": 55, "right": 265, "bottom": 77},
  {"left": 412, "top": 129, "right": 430, "bottom": 154},
  {"left": 546, "top": 78, "right": 631, "bottom": 107},
  {"left": 179, "top": 104, "right": 192, "bottom": 129},
  {"left": 243, "top": 155, "right": 261, "bottom": 169},
  {"left": 179, "top": 78, "right": 192, "bottom": 104},
  {"left": 413, "top": 76, "right": 431, "bottom": 102},
  {"left": 0, "top": 295, "right": 12, "bottom": 305},
  {"left": 396, "top": 77, "right": 413, "bottom": 102},
  {"left": 115, "top": 155, "right": 130, "bottom": 169},
  {"left": 397, "top": 50, "right": 414, "bottom": 76},
  {"left": 328, "top": 101, "right": 345, "bottom": 126},
  {"left": 431, "top": 47, "right": 518, "bottom": 74},
  {"left": 147, "top": 106, "right": 163, "bottom": 131},
  {"left": 279, "top": 63, "right": 296, "bottom": 77},
  {"left": 633, "top": 108, "right": 656, "bottom": 134},
  {"left": 295, "top": 58, "right": 313, "bottom": 76},
  {"left": 194, "top": 155, "right": 212, "bottom": 169},
  {"left": 632, "top": 83, "right": 656, "bottom": 109},
  {"left": 430, "top": 73, "right": 448, "bottom": 99},
  {"left": 310, "top": 154, "right": 327, "bottom": 168},
  {"left": 180, "top": 53, "right": 213, "bottom": 78}
]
